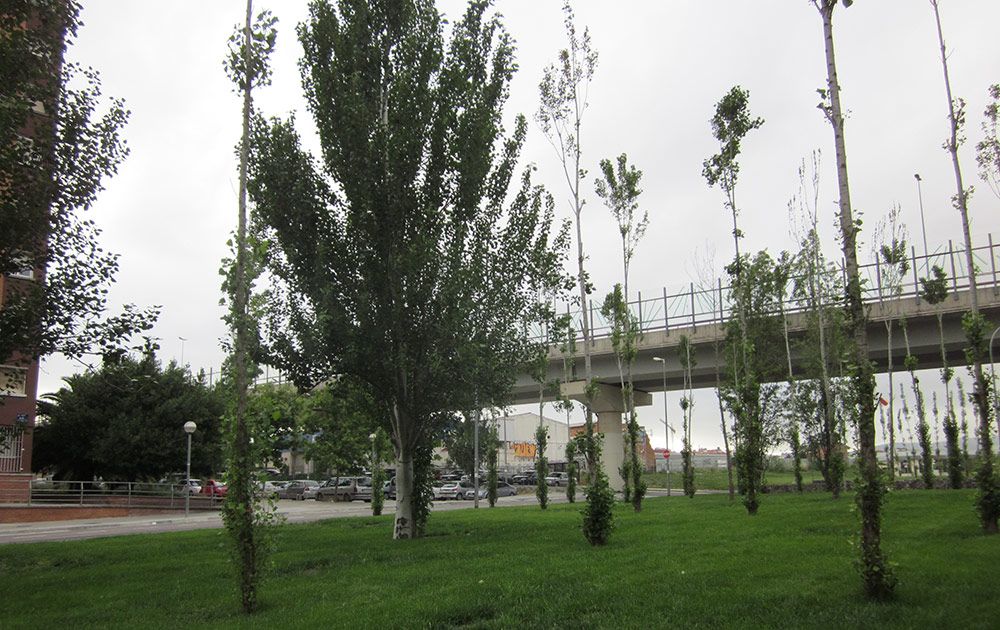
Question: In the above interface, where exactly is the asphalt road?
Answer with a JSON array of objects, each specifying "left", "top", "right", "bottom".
[{"left": 0, "top": 488, "right": 676, "bottom": 545}]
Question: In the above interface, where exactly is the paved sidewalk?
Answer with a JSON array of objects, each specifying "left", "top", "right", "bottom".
[{"left": 0, "top": 488, "right": 683, "bottom": 545}]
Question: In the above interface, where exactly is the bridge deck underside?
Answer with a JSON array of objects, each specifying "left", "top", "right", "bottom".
[{"left": 510, "top": 288, "right": 1000, "bottom": 405}]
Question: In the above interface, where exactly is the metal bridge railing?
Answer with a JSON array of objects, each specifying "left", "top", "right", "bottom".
[
  {"left": 536, "top": 235, "right": 999, "bottom": 344},
  {"left": 9, "top": 480, "right": 225, "bottom": 510}
]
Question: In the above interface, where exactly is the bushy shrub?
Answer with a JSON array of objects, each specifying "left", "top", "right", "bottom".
[
  {"left": 582, "top": 470, "right": 615, "bottom": 546},
  {"left": 535, "top": 425, "right": 549, "bottom": 510}
]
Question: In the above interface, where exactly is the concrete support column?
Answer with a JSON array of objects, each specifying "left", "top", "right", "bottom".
[
  {"left": 596, "top": 411, "right": 625, "bottom": 491},
  {"left": 561, "top": 381, "right": 653, "bottom": 493}
]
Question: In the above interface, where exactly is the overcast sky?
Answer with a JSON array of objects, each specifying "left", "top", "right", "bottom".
[{"left": 46, "top": 1, "right": 999, "bottom": 451}]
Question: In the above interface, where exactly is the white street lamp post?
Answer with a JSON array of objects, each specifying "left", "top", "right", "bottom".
[
  {"left": 184, "top": 421, "right": 197, "bottom": 517},
  {"left": 653, "top": 356, "right": 670, "bottom": 496},
  {"left": 914, "top": 174, "right": 929, "bottom": 274}
]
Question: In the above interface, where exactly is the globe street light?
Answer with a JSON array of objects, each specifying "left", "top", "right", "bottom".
[
  {"left": 652, "top": 356, "right": 671, "bottom": 496},
  {"left": 184, "top": 421, "right": 197, "bottom": 517}
]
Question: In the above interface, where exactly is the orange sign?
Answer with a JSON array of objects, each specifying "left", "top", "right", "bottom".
[{"left": 512, "top": 442, "right": 537, "bottom": 458}]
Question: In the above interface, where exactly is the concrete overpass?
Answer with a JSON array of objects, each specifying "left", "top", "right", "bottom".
[
  {"left": 512, "top": 285, "right": 1000, "bottom": 402},
  {"left": 509, "top": 237, "right": 1000, "bottom": 491},
  {"left": 512, "top": 238, "right": 1000, "bottom": 403}
]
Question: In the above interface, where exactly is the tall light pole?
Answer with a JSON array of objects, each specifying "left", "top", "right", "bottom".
[
  {"left": 179, "top": 336, "right": 188, "bottom": 367},
  {"left": 653, "top": 356, "right": 671, "bottom": 496},
  {"left": 183, "top": 421, "right": 197, "bottom": 517},
  {"left": 914, "top": 174, "right": 929, "bottom": 273}
]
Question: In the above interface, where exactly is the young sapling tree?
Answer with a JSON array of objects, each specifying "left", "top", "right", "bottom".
[
  {"left": 596, "top": 153, "right": 648, "bottom": 512},
  {"left": 929, "top": 0, "right": 999, "bottom": 532},
  {"left": 811, "top": 0, "right": 896, "bottom": 598}
]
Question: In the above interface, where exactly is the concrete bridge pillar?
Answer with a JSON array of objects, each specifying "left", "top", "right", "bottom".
[{"left": 560, "top": 381, "right": 652, "bottom": 492}]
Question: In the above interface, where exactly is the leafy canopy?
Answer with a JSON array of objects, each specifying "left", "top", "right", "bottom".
[{"left": 0, "top": 0, "right": 157, "bottom": 363}]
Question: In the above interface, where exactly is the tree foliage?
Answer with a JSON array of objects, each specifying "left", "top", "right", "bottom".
[
  {"left": 597, "top": 153, "right": 647, "bottom": 512},
  {"left": 304, "top": 377, "right": 385, "bottom": 477},
  {"left": 581, "top": 438, "right": 614, "bottom": 546},
  {"left": 444, "top": 411, "right": 493, "bottom": 481},
  {"left": 34, "top": 346, "right": 224, "bottom": 481},
  {"left": 535, "top": 424, "right": 549, "bottom": 509},
  {"left": 721, "top": 251, "right": 787, "bottom": 514},
  {"left": 536, "top": 0, "right": 601, "bottom": 485},
  {"left": 977, "top": 84, "right": 1000, "bottom": 199},
  {"left": 703, "top": 85, "right": 764, "bottom": 258},
  {"left": 247, "top": 0, "right": 562, "bottom": 539},
  {"left": 0, "top": 0, "right": 157, "bottom": 364}
]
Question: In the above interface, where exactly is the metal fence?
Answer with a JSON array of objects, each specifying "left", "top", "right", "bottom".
[
  {"left": 19, "top": 480, "right": 223, "bottom": 510},
  {"left": 538, "top": 235, "right": 1000, "bottom": 343}
]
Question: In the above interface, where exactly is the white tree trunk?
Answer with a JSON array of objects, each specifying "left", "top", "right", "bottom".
[{"left": 393, "top": 451, "right": 415, "bottom": 539}]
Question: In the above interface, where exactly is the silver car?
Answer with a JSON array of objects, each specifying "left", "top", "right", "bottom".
[
  {"left": 464, "top": 481, "right": 517, "bottom": 500},
  {"left": 278, "top": 480, "right": 319, "bottom": 500}
]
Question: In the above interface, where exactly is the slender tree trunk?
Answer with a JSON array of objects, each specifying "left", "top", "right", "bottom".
[
  {"left": 715, "top": 342, "right": 735, "bottom": 501},
  {"left": 931, "top": 0, "right": 997, "bottom": 533},
  {"left": 228, "top": 0, "right": 258, "bottom": 613},
  {"left": 808, "top": 234, "right": 840, "bottom": 497},
  {"left": 817, "top": 1, "right": 894, "bottom": 599},
  {"left": 569, "top": 90, "right": 598, "bottom": 473},
  {"left": 886, "top": 322, "right": 896, "bottom": 482}
]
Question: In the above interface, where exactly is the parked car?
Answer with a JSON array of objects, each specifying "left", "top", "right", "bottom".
[
  {"left": 512, "top": 471, "right": 537, "bottom": 485},
  {"left": 200, "top": 479, "right": 228, "bottom": 497},
  {"left": 176, "top": 479, "right": 202, "bottom": 495},
  {"left": 435, "top": 481, "right": 468, "bottom": 500},
  {"left": 316, "top": 477, "right": 366, "bottom": 502},
  {"left": 355, "top": 477, "right": 374, "bottom": 502},
  {"left": 463, "top": 481, "right": 517, "bottom": 500},
  {"left": 545, "top": 472, "right": 569, "bottom": 487},
  {"left": 260, "top": 480, "right": 287, "bottom": 498},
  {"left": 383, "top": 478, "right": 397, "bottom": 500},
  {"left": 302, "top": 482, "right": 322, "bottom": 500},
  {"left": 278, "top": 480, "right": 319, "bottom": 500}
]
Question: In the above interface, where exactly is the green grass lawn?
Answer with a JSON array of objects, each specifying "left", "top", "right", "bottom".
[
  {"left": 643, "top": 468, "right": 827, "bottom": 490},
  {"left": 1, "top": 491, "right": 998, "bottom": 628}
]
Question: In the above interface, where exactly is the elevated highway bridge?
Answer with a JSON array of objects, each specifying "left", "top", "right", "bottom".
[
  {"left": 509, "top": 237, "right": 1000, "bottom": 491},
  {"left": 512, "top": 237, "right": 1000, "bottom": 403}
]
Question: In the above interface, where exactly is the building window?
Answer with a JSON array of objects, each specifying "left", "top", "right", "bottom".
[
  {"left": 0, "top": 366, "right": 28, "bottom": 397},
  {"left": 0, "top": 427, "right": 25, "bottom": 473}
]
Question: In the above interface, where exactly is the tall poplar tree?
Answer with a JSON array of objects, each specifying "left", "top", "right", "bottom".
[
  {"left": 703, "top": 86, "right": 768, "bottom": 514},
  {"left": 536, "top": 0, "right": 600, "bottom": 473},
  {"left": 929, "top": 0, "right": 998, "bottom": 533},
  {"left": 247, "top": 0, "right": 561, "bottom": 540},
  {"left": 596, "top": 153, "right": 647, "bottom": 511},
  {"left": 811, "top": 0, "right": 896, "bottom": 599},
  {"left": 222, "top": 2, "right": 277, "bottom": 614}
]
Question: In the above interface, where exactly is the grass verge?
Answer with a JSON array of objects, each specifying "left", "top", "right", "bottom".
[{"left": 1, "top": 491, "right": 997, "bottom": 628}]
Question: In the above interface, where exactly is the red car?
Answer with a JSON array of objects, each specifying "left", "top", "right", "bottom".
[{"left": 200, "top": 479, "right": 228, "bottom": 497}]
